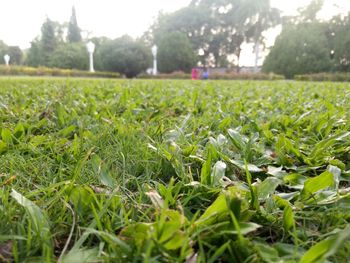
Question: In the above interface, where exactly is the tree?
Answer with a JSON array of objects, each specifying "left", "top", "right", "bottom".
[
  {"left": 150, "top": 7, "right": 210, "bottom": 65},
  {"left": 262, "top": 23, "right": 332, "bottom": 78},
  {"left": 297, "top": 0, "right": 324, "bottom": 22},
  {"left": 25, "top": 39, "right": 42, "bottom": 67},
  {"left": 49, "top": 43, "right": 88, "bottom": 70},
  {"left": 149, "top": 0, "right": 280, "bottom": 69},
  {"left": 158, "top": 32, "right": 196, "bottom": 73},
  {"left": 41, "top": 18, "right": 58, "bottom": 54},
  {"left": 235, "top": 0, "right": 281, "bottom": 71},
  {"left": 6, "top": 46, "right": 23, "bottom": 65},
  {"left": 67, "top": 6, "right": 82, "bottom": 43},
  {"left": 0, "top": 41, "right": 9, "bottom": 64},
  {"left": 0, "top": 41, "right": 23, "bottom": 65},
  {"left": 26, "top": 18, "right": 62, "bottom": 66},
  {"left": 324, "top": 14, "right": 350, "bottom": 72},
  {"left": 98, "top": 35, "right": 151, "bottom": 78}
]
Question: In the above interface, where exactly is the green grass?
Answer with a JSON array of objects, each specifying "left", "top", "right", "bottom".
[{"left": 0, "top": 78, "right": 349, "bottom": 262}]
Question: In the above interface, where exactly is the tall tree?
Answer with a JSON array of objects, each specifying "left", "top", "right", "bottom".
[
  {"left": 326, "top": 13, "right": 350, "bottom": 72},
  {"left": 297, "top": 0, "right": 324, "bottom": 22},
  {"left": 26, "top": 39, "right": 42, "bottom": 67},
  {"left": 149, "top": 0, "right": 281, "bottom": 69},
  {"left": 262, "top": 22, "right": 332, "bottom": 78},
  {"left": 41, "top": 18, "right": 58, "bottom": 54},
  {"left": 158, "top": 32, "right": 196, "bottom": 73},
  {"left": 234, "top": 0, "right": 281, "bottom": 71},
  {"left": 150, "top": 1, "right": 244, "bottom": 67},
  {"left": 67, "top": 6, "right": 82, "bottom": 43},
  {"left": 26, "top": 18, "right": 62, "bottom": 67}
]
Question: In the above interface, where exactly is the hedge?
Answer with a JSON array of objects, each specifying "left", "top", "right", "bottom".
[
  {"left": 295, "top": 72, "right": 350, "bottom": 82},
  {"left": 139, "top": 71, "right": 284, "bottom": 80},
  {"left": 0, "top": 65, "right": 120, "bottom": 78},
  {"left": 1, "top": 65, "right": 286, "bottom": 80}
]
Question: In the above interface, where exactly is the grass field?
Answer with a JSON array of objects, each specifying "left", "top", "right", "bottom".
[{"left": 0, "top": 78, "right": 349, "bottom": 262}]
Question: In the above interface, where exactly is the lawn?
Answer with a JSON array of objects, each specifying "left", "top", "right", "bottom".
[{"left": 0, "top": 78, "right": 349, "bottom": 262}]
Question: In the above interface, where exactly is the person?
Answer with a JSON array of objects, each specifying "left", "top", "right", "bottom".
[
  {"left": 191, "top": 68, "right": 199, "bottom": 80},
  {"left": 202, "top": 68, "right": 209, "bottom": 80}
]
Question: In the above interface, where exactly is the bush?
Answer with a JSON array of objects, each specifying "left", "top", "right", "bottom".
[
  {"left": 98, "top": 35, "right": 151, "bottom": 78},
  {"left": 48, "top": 43, "right": 88, "bottom": 70},
  {"left": 207, "top": 72, "right": 284, "bottom": 80},
  {"left": 0, "top": 65, "right": 120, "bottom": 78},
  {"left": 138, "top": 71, "right": 190, "bottom": 79},
  {"left": 138, "top": 71, "right": 284, "bottom": 80},
  {"left": 295, "top": 72, "right": 350, "bottom": 82}
]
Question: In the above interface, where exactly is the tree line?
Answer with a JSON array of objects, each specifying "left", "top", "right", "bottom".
[
  {"left": 263, "top": 1, "right": 350, "bottom": 78},
  {"left": 0, "top": 1, "right": 281, "bottom": 77},
  {"left": 1, "top": 0, "right": 350, "bottom": 78}
]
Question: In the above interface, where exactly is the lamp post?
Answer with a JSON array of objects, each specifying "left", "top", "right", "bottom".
[
  {"left": 4, "top": 54, "right": 10, "bottom": 66},
  {"left": 86, "top": 41, "right": 95, "bottom": 72},
  {"left": 152, "top": 45, "right": 157, "bottom": 75}
]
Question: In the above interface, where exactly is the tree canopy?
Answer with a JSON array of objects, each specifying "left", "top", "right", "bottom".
[
  {"left": 6, "top": 1, "right": 350, "bottom": 78},
  {"left": 0, "top": 41, "right": 23, "bottom": 65},
  {"left": 26, "top": 18, "right": 63, "bottom": 67},
  {"left": 262, "top": 22, "right": 332, "bottom": 78},
  {"left": 148, "top": 0, "right": 280, "bottom": 68},
  {"left": 49, "top": 43, "right": 88, "bottom": 70},
  {"left": 97, "top": 35, "right": 151, "bottom": 78},
  {"left": 263, "top": 1, "right": 350, "bottom": 78},
  {"left": 67, "top": 6, "right": 82, "bottom": 43},
  {"left": 158, "top": 32, "right": 196, "bottom": 73}
]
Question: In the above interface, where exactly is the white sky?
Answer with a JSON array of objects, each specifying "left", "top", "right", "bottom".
[{"left": 0, "top": 0, "right": 349, "bottom": 66}]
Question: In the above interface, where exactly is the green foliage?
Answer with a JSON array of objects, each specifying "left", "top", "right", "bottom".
[
  {"left": 297, "top": 0, "right": 325, "bottom": 22},
  {"left": 328, "top": 14, "right": 350, "bottom": 72},
  {"left": 11, "top": 190, "right": 53, "bottom": 259},
  {"left": 149, "top": 0, "right": 280, "bottom": 67},
  {"left": 158, "top": 32, "right": 196, "bottom": 73},
  {"left": 295, "top": 72, "right": 350, "bottom": 81},
  {"left": 25, "top": 39, "right": 42, "bottom": 67},
  {"left": 0, "top": 65, "right": 120, "bottom": 78},
  {"left": 41, "top": 18, "right": 59, "bottom": 55},
  {"left": 0, "top": 78, "right": 349, "bottom": 262},
  {"left": 98, "top": 35, "right": 151, "bottom": 78},
  {"left": 262, "top": 23, "right": 332, "bottom": 78},
  {"left": 0, "top": 41, "right": 23, "bottom": 65},
  {"left": 300, "top": 226, "right": 350, "bottom": 263},
  {"left": 67, "top": 6, "right": 82, "bottom": 43},
  {"left": 26, "top": 19, "right": 63, "bottom": 67},
  {"left": 138, "top": 71, "right": 284, "bottom": 80},
  {"left": 263, "top": 9, "right": 350, "bottom": 77},
  {"left": 49, "top": 43, "right": 88, "bottom": 70}
]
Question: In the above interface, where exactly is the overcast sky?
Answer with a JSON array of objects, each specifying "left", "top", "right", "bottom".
[{"left": 0, "top": 0, "right": 349, "bottom": 66}]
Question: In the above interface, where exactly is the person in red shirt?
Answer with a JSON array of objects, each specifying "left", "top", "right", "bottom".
[{"left": 191, "top": 68, "right": 199, "bottom": 80}]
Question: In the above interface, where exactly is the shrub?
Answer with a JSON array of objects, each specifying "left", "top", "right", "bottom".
[
  {"left": 295, "top": 72, "right": 350, "bottom": 82},
  {"left": 97, "top": 36, "right": 151, "bottom": 78},
  {"left": 139, "top": 71, "right": 284, "bottom": 80},
  {"left": 0, "top": 65, "right": 120, "bottom": 78}
]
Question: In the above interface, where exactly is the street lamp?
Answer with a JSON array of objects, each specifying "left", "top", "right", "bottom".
[
  {"left": 4, "top": 54, "right": 10, "bottom": 66},
  {"left": 86, "top": 41, "right": 95, "bottom": 73},
  {"left": 152, "top": 45, "right": 157, "bottom": 75}
]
